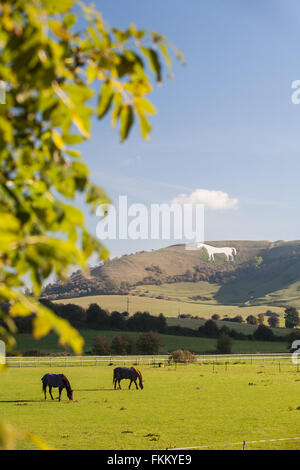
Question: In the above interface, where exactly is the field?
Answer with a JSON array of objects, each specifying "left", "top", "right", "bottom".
[
  {"left": 14, "top": 329, "right": 290, "bottom": 354},
  {"left": 56, "top": 289, "right": 285, "bottom": 319},
  {"left": 2, "top": 362, "right": 300, "bottom": 450}
]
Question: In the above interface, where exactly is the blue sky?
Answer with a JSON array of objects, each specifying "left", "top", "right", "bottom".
[{"left": 79, "top": 0, "right": 300, "bottom": 259}]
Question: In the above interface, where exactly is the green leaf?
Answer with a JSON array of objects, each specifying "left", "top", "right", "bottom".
[
  {"left": 140, "top": 47, "right": 162, "bottom": 82},
  {"left": 111, "top": 92, "right": 123, "bottom": 128},
  {"left": 136, "top": 109, "right": 152, "bottom": 140},
  {"left": 135, "top": 97, "right": 157, "bottom": 115},
  {"left": 120, "top": 105, "right": 134, "bottom": 142},
  {"left": 97, "top": 82, "right": 114, "bottom": 119},
  {"left": 159, "top": 43, "right": 172, "bottom": 77},
  {"left": 63, "top": 134, "right": 85, "bottom": 145}
]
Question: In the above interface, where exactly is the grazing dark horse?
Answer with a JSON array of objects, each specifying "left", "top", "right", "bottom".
[
  {"left": 113, "top": 367, "right": 144, "bottom": 390},
  {"left": 42, "top": 373, "right": 73, "bottom": 401}
]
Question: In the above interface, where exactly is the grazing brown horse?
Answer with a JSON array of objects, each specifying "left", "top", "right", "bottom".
[
  {"left": 113, "top": 367, "right": 144, "bottom": 390},
  {"left": 42, "top": 373, "right": 73, "bottom": 401}
]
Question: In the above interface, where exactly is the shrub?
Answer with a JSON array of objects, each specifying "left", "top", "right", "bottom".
[
  {"left": 111, "top": 334, "right": 136, "bottom": 355},
  {"left": 211, "top": 314, "right": 220, "bottom": 321},
  {"left": 246, "top": 315, "right": 258, "bottom": 325},
  {"left": 169, "top": 349, "right": 196, "bottom": 363},
  {"left": 136, "top": 331, "right": 162, "bottom": 354},
  {"left": 92, "top": 335, "right": 111, "bottom": 355},
  {"left": 267, "top": 315, "right": 280, "bottom": 328},
  {"left": 216, "top": 334, "right": 233, "bottom": 354}
]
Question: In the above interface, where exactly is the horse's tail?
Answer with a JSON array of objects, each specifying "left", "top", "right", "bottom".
[{"left": 113, "top": 368, "right": 119, "bottom": 386}]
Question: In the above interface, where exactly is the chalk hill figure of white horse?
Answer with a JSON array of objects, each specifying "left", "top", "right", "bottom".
[
  {"left": 113, "top": 367, "right": 144, "bottom": 390},
  {"left": 197, "top": 243, "right": 237, "bottom": 261}
]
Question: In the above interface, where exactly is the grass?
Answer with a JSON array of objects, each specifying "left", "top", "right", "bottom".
[
  {"left": 2, "top": 363, "right": 300, "bottom": 450},
  {"left": 14, "top": 329, "right": 289, "bottom": 355}
]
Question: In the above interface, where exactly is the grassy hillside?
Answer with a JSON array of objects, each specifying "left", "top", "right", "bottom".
[{"left": 43, "top": 240, "right": 300, "bottom": 309}]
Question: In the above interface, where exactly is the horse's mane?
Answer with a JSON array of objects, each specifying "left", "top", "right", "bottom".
[
  {"left": 131, "top": 367, "right": 143, "bottom": 382},
  {"left": 61, "top": 374, "right": 72, "bottom": 391}
]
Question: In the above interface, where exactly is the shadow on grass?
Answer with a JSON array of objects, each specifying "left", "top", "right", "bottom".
[
  {"left": 74, "top": 388, "right": 115, "bottom": 392},
  {"left": 0, "top": 399, "right": 42, "bottom": 403}
]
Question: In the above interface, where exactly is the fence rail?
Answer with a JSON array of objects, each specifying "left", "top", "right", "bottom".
[
  {"left": 4, "top": 352, "right": 295, "bottom": 368},
  {"left": 168, "top": 436, "right": 300, "bottom": 450}
]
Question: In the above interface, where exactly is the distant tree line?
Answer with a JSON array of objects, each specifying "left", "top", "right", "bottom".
[{"left": 7, "top": 300, "right": 300, "bottom": 349}]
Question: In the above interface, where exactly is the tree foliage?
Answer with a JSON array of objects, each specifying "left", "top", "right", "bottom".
[
  {"left": 216, "top": 333, "right": 232, "bottom": 354},
  {"left": 284, "top": 307, "right": 299, "bottom": 329},
  {"left": 0, "top": 0, "right": 182, "bottom": 353}
]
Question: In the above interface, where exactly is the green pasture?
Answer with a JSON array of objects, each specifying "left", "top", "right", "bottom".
[{"left": 2, "top": 363, "right": 300, "bottom": 450}]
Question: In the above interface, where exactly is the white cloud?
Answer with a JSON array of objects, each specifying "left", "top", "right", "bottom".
[{"left": 171, "top": 189, "right": 238, "bottom": 210}]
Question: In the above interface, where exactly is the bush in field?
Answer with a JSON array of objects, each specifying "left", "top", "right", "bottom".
[
  {"left": 92, "top": 335, "right": 111, "bottom": 355},
  {"left": 246, "top": 315, "right": 258, "bottom": 325},
  {"left": 267, "top": 315, "right": 280, "bottom": 328},
  {"left": 216, "top": 334, "right": 233, "bottom": 354},
  {"left": 136, "top": 331, "right": 162, "bottom": 354},
  {"left": 169, "top": 349, "right": 196, "bottom": 363},
  {"left": 258, "top": 313, "right": 265, "bottom": 325},
  {"left": 211, "top": 314, "right": 220, "bottom": 321},
  {"left": 111, "top": 334, "right": 136, "bottom": 355}
]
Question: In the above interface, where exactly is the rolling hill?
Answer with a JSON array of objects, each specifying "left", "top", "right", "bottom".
[{"left": 42, "top": 240, "right": 300, "bottom": 311}]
